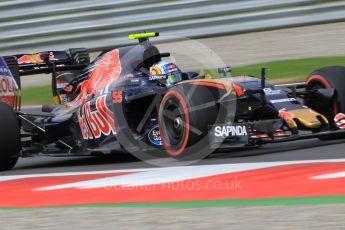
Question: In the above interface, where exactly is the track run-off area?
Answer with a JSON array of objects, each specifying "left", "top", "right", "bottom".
[
  {"left": 1, "top": 139, "right": 345, "bottom": 208},
  {"left": 1, "top": 158, "right": 345, "bottom": 208}
]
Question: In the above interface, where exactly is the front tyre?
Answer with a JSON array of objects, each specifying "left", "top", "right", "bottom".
[
  {"left": 158, "top": 86, "right": 219, "bottom": 160},
  {"left": 306, "top": 66, "right": 345, "bottom": 122},
  {"left": 0, "top": 102, "right": 20, "bottom": 171}
]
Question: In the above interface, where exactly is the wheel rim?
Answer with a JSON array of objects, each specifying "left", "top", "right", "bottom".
[
  {"left": 163, "top": 99, "right": 186, "bottom": 148},
  {"left": 307, "top": 75, "right": 338, "bottom": 115},
  {"left": 159, "top": 89, "right": 191, "bottom": 157}
]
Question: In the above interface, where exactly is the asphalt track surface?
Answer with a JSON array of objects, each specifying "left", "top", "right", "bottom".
[
  {"left": 2, "top": 138, "right": 344, "bottom": 176},
  {"left": 2, "top": 139, "right": 345, "bottom": 229}
]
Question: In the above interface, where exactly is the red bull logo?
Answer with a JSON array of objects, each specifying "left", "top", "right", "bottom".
[
  {"left": 78, "top": 95, "right": 116, "bottom": 140},
  {"left": 84, "top": 50, "right": 121, "bottom": 96},
  {"left": 17, "top": 52, "right": 57, "bottom": 64},
  {"left": 71, "top": 49, "right": 122, "bottom": 106},
  {"left": 17, "top": 54, "right": 44, "bottom": 64},
  {"left": 167, "top": 64, "right": 178, "bottom": 72}
]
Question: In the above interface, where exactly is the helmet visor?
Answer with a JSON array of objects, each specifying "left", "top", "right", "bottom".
[{"left": 166, "top": 71, "right": 182, "bottom": 85}]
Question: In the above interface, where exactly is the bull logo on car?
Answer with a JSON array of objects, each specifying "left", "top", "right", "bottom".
[{"left": 78, "top": 95, "right": 116, "bottom": 139}]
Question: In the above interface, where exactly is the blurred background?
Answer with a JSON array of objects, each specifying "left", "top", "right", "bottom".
[
  {"left": 1, "top": 0, "right": 345, "bottom": 103},
  {"left": 0, "top": 0, "right": 344, "bottom": 54}
]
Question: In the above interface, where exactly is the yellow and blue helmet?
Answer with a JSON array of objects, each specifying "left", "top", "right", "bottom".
[{"left": 149, "top": 61, "right": 182, "bottom": 85}]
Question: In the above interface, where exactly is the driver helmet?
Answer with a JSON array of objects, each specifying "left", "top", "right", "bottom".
[{"left": 149, "top": 61, "right": 183, "bottom": 85}]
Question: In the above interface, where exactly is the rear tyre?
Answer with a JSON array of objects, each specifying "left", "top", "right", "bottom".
[
  {"left": 0, "top": 102, "right": 20, "bottom": 171},
  {"left": 158, "top": 86, "right": 219, "bottom": 160},
  {"left": 306, "top": 66, "right": 345, "bottom": 122}
]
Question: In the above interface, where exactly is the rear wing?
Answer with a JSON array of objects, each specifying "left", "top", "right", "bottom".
[{"left": 3, "top": 48, "right": 90, "bottom": 76}]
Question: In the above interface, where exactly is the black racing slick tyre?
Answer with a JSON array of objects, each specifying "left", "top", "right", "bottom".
[
  {"left": 306, "top": 66, "right": 345, "bottom": 122},
  {"left": 158, "top": 86, "right": 220, "bottom": 160},
  {"left": 0, "top": 102, "right": 20, "bottom": 171}
]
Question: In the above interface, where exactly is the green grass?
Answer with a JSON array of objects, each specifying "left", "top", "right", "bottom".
[
  {"left": 223, "top": 56, "right": 345, "bottom": 81},
  {"left": 2, "top": 195, "right": 345, "bottom": 209},
  {"left": 21, "top": 56, "right": 345, "bottom": 105},
  {"left": 63, "top": 195, "right": 345, "bottom": 208},
  {"left": 21, "top": 85, "right": 53, "bottom": 105}
]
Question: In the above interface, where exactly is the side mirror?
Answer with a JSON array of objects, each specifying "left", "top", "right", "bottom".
[{"left": 218, "top": 66, "right": 231, "bottom": 77}]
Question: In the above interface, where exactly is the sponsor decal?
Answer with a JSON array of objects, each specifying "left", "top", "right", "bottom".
[
  {"left": 17, "top": 52, "right": 57, "bottom": 64},
  {"left": 334, "top": 113, "right": 345, "bottom": 129},
  {"left": 0, "top": 76, "right": 17, "bottom": 96},
  {"left": 270, "top": 98, "right": 297, "bottom": 104},
  {"left": 0, "top": 57, "right": 19, "bottom": 109},
  {"left": 112, "top": 91, "right": 123, "bottom": 104},
  {"left": 56, "top": 80, "right": 71, "bottom": 104},
  {"left": 0, "top": 67, "right": 11, "bottom": 75},
  {"left": 129, "top": 78, "right": 140, "bottom": 84},
  {"left": 214, "top": 125, "right": 248, "bottom": 137},
  {"left": 64, "top": 85, "right": 74, "bottom": 93},
  {"left": 56, "top": 82, "right": 69, "bottom": 89},
  {"left": 264, "top": 88, "right": 281, "bottom": 95},
  {"left": 78, "top": 95, "right": 116, "bottom": 139},
  {"left": 18, "top": 55, "right": 35, "bottom": 64},
  {"left": 48, "top": 52, "right": 58, "bottom": 61},
  {"left": 56, "top": 72, "right": 74, "bottom": 92},
  {"left": 278, "top": 110, "right": 294, "bottom": 120},
  {"left": 167, "top": 64, "right": 178, "bottom": 72},
  {"left": 60, "top": 96, "right": 70, "bottom": 104},
  {"left": 18, "top": 54, "right": 44, "bottom": 64},
  {"left": 148, "top": 125, "right": 162, "bottom": 146},
  {"left": 0, "top": 57, "right": 13, "bottom": 78},
  {"left": 149, "top": 75, "right": 167, "bottom": 81},
  {"left": 278, "top": 109, "right": 297, "bottom": 128}
]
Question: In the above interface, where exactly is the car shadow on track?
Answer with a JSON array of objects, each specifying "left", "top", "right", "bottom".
[
  {"left": 14, "top": 153, "right": 140, "bottom": 170},
  {"left": 209, "top": 138, "right": 345, "bottom": 162},
  {"left": 11, "top": 138, "right": 345, "bottom": 172}
]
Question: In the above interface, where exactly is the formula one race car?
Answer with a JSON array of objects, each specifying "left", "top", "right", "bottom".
[{"left": 1, "top": 32, "right": 345, "bottom": 170}]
